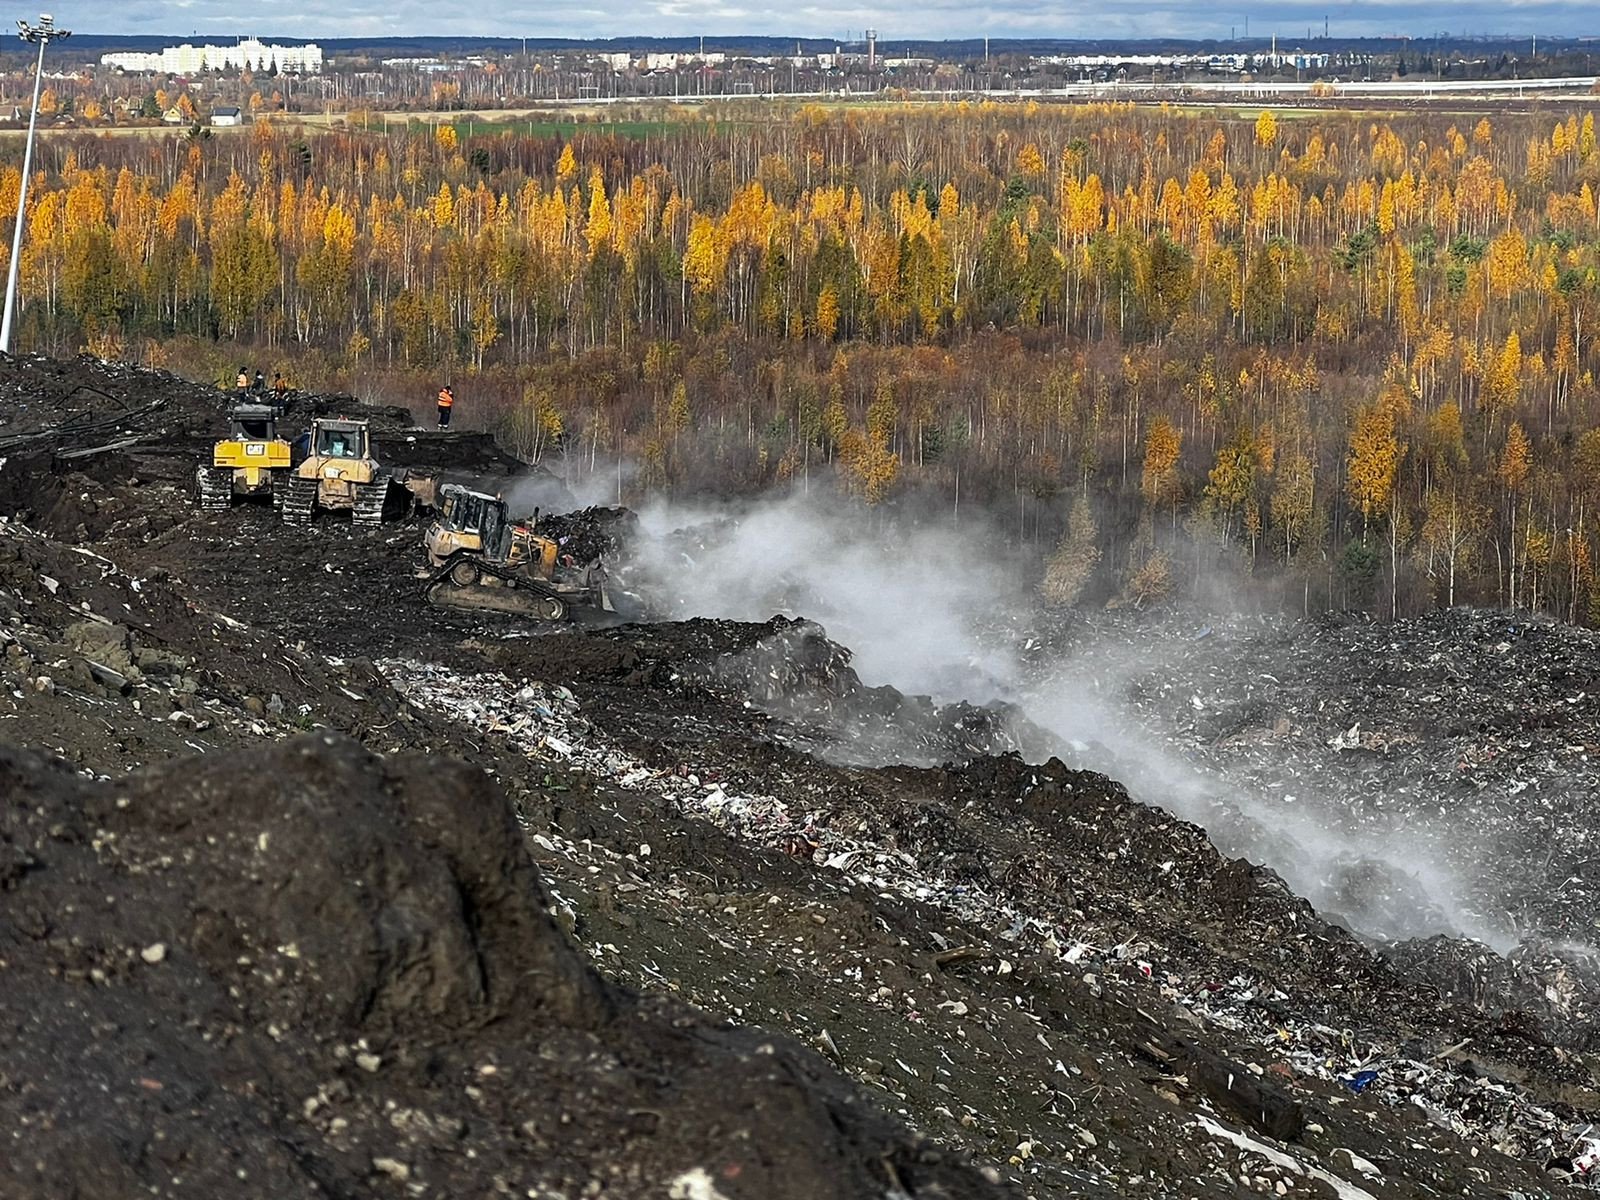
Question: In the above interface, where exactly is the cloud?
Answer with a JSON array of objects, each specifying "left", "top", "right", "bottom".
[{"left": 80, "top": 0, "right": 1600, "bottom": 41}]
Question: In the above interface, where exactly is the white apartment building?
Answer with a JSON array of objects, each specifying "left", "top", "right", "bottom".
[
  {"left": 641, "top": 52, "right": 727, "bottom": 71},
  {"left": 102, "top": 38, "right": 323, "bottom": 75}
]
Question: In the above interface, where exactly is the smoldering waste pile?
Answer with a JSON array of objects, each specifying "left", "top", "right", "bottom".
[
  {"left": 2, "top": 352, "right": 1600, "bottom": 1198},
  {"left": 1032, "top": 609, "right": 1600, "bottom": 1021}
]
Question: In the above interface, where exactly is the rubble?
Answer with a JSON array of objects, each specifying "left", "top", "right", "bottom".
[
  {"left": 537, "top": 504, "right": 638, "bottom": 562},
  {"left": 378, "top": 646, "right": 1600, "bottom": 1195}
]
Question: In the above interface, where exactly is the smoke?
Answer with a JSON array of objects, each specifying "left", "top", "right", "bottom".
[
  {"left": 624, "top": 491, "right": 1028, "bottom": 703},
  {"left": 492, "top": 455, "right": 640, "bottom": 520},
  {"left": 1015, "top": 661, "right": 1513, "bottom": 950},
  {"left": 617, "top": 488, "right": 1517, "bottom": 952}
]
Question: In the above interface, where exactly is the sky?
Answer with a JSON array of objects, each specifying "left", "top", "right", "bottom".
[{"left": 79, "top": 0, "right": 1599, "bottom": 43}]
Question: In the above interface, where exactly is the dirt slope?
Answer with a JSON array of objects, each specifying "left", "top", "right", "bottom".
[{"left": 0, "top": 736, "right": 994, "bottom": 1200}]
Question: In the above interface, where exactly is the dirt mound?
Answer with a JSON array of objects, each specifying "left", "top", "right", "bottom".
[
  {"left": 0, "top": 735, "right": 1007, "bottom": 1200},
  {"left": 481, "top": 631, "right": 654, "bottom": 685},
  {"left": 374, "top": 427, "right": 535, "bottom": 475},
  {"left": 0, "top": 353, "right": 222, "bottom": 450},
  {"left": 477, "top": 615, "right": 1035, "bottom": 768},
  {"left": 684, "top": 617, "right": 1035, "bottom": 766}
]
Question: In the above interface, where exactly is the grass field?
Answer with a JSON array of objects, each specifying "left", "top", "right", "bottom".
[
  {"left": 407, "top": 118, "right": 697, "bottom": 139},
  {"left": 0, "top": 88, "right": 1566, "bottom": 144}
]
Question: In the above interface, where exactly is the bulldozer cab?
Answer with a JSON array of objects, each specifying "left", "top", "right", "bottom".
[
  {"left": 313, "top": 420, "right": 369, "bottom": 461},
  {"left": 438, "top": 485, "right": 511, "bottom": 559},
  {"left": 228, "top": 404, "right": 279, "bottom": 443}
]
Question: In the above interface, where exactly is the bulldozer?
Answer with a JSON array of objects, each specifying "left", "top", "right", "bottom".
[
  {"left": 279, "top": 417, "right": 395, "bottom": 527},
  {"left": 419, "top": 485, "right": 612, "bottom": 622},
  {"left": 196, "top": 404, "right": 292, "bottom": 510}
]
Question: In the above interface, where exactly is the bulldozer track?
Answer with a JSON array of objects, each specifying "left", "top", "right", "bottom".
[
  {"left": 195, "top": 466, "right": 233, "bottom": 512},
  {"left": 281, "top": 477, "right": 318, "bottom": 526},
  {"left": 421, "top": 553, "right": 572, "bottom": 621},
  {"left": 352, "top": 478, "right": 390, "bottom": 528}
]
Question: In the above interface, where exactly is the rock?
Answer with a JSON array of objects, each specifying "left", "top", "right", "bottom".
[{"left": 371, "top": 1157, "right": 410, "bottom": 1182}]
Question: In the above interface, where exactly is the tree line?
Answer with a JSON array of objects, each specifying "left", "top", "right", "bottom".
[{"left": 6, "top": 100, "right": 1600, "bottom": 619}]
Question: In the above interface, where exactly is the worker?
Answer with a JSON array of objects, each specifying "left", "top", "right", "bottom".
[
  {"left": 272, "top": 371, "right": 288, "bottom": 399},
  {"left": 253, "top": 368, "right": 265, "bottom": 393},
  {"left": 235, "top": 366, "right": 250, "bottom": 392},
  {"left": 436, "top": 384, "right": 455, "bottom": 430}
]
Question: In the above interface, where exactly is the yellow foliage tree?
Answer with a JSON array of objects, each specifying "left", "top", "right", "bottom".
[
  {"left": 1498, "top": 420, "right": 1531, "bottom": 494},
  {"left": 815, "top": 284, "right": 840, "bottom": 339},
  {"left": 584, "top": 168, "right": 612, "bottom": 258},
  {"left": 555, "top": 143, "right": 577, "bottom": 183},
  {"left": 1254, "top": 109, "right": 1278, "bottom": 150},
  {"left": 683, "top": 214, "right": 719, "bottom": 296},
  {"left": 1140, "top": 415, "right": 1182, "bottom": 517},
  {"left": 1347, "top": 401, "right": 1402, "bottom": 537},
  {"left": 431, "top": 181, "right": 455, "bottom": 229},
  {"left": 1482, "top": 331, "right": 1522, "bottom": 423}
]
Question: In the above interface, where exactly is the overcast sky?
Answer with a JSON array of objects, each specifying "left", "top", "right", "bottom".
[{"left": 85, "top": 1, "right": 1598, "bottom": 42}]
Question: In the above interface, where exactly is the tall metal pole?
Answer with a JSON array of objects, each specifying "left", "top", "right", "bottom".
[{"left": 2, "top": 16, "right": 69, "bottom": 356}]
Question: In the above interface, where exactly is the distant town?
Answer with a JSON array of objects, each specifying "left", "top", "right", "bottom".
[
  {"left": 99, "top": 38, "right": 324, "bottom": 76},
  {"left": 0, "top": 31, "right": 1593, "bottom": 126}
]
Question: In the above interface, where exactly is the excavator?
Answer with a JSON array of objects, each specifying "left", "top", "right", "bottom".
[
  {"left": 195, "top": 404, "right": 292, "bottom": 510},
  {"left": 419, "top": 485, "right": 612, "bottom": 621},
  {"left": 279, "top": 417, "right": 395, "bottom": 527}
]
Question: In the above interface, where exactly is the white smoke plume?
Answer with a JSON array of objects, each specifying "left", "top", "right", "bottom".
[
  {"left": 499, "top": 454, "right": 637, "bottom": 517},
  {"left": 624, "top": 491, "right": 1028, "bottom": 703},
  {"left": 612, "top": 489, "right": 1513, "bottom": 951}
]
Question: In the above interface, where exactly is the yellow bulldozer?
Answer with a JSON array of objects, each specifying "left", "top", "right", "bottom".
[
  {"left": 196, "top": 404, "right": 292, "bottom": 511},
  {"left": 279, "top": 417, "right": 396, "bottom": 527},
  {"left": 419, "top": 485, "right": 612, "bottom": 621}
]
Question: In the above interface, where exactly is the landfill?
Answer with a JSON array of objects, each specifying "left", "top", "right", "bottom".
[{"left": 0, "top": 352, "right": 1598, "bottom": 1199}]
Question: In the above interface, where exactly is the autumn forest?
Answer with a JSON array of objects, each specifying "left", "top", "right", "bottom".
[{"left": 8, "top": 99, "right": 1600, "bottom": 619}]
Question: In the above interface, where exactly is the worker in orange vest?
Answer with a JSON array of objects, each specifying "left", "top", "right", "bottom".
[{"left": 436, "top": 384, "right": 455, "bottom": 429}]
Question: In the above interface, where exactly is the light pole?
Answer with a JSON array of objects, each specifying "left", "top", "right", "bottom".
[{"left": 2, "top": 13, "right": 70, "bottom": 355}]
